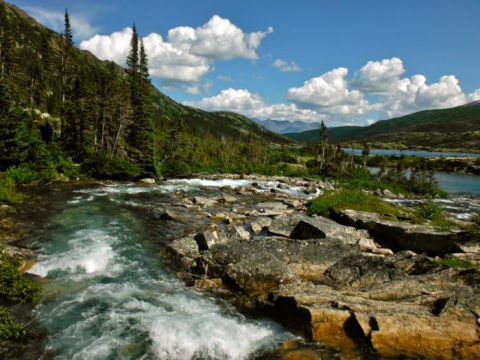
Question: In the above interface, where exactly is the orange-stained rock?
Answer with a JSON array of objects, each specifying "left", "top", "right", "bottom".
[{"left": 370, "top": 314, "right": 480, "bottom": 360}]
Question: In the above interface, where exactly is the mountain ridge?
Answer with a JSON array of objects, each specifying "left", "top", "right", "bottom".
[{"left": 284, "top": 104, "right": 480, "bottom": 151}]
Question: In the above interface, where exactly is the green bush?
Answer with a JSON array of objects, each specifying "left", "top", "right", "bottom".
[
  {"left": 0, "top": 252, "right": 41, "bottom": 304},
  {"left": 84, "top": 153, "right": 142, "bottom": 180},
  {"left": 308, "top": 189, "right": 405, "bottom": 218},
  {"left": 0, "top": 306, "right": 22, "bottom": 340},
  {"left": 6, "top": 163, "right": 38, "bottom": 184},
  {"left": 0, "top": 173, "right": 24, "bottom": 204},
  {"left": 415, "top": 199, "right": 443, "bottom": 221}
]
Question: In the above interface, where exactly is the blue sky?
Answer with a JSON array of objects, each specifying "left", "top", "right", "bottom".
[{"left": 10, "top": 0, "right": 480, "bottom": 126}]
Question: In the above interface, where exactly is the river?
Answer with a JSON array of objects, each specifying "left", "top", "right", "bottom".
[{"left": 24, "top": 182, "right": 295, "bottom": 360}]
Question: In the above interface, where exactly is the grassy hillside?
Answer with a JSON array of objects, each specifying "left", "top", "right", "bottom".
[{"left": 285, "top": 106, "right": 480, "bottom": 151}]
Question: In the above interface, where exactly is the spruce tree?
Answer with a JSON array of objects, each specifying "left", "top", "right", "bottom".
[
  {"left": 0, "top": 79, "right": 30, "bottom": 170},
  {"left": 126, "top": 26, "right": 156, "bottom": 177}
]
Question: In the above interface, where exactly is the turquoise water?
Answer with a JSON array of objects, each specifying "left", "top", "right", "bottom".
[
  {"left": 369, "top": 167, "right": 480, "bottom": 195},
  {"left": 345, "top": 148, "right": 480, "bottom": 158},
  {"left": 27, "top": 184, "right": 289, "bottom": 359},
  {"left": 435, "top": 171, "right": 480, "bottom": 195}
]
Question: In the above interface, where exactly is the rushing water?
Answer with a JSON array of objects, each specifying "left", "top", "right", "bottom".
[
  {"left": 26, "top": 182, "right": 293, "bottom": 360},
  {"left": 344, "top": 148, "right": 480, "bottom": 158}
]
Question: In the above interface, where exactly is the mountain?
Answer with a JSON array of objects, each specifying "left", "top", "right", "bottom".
[
  {"left": 252, "top": 119, "right": 321, "bottom": 134},
  {"left": 0, "top": 1, "right": 290, "bottom": 179},
  {"left": 285, "top": 105, "right": 480, "bottom": 151}
]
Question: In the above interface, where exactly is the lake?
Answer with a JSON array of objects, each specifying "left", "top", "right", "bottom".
[{"left": 345, "top": 148, "right": 480, "bottom": 158}]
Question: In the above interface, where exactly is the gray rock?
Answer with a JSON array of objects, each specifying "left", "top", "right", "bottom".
[
  {"left": 234, "top": 225, "right": 251, "bottom": 241},
  {"left": 334, "top": 209, "right": 464, "bottom": 256},
  {"left": 139, "top": 178, "right": 155, "bottom": 184},
  {"left": 194, "top": 230, "right": 222, "bottom": 250},
  {"left": 169, "top": 235, "right": 200, "bottom": 259},
  {"left": 250, "top": 216, "right": 273, "bottom": 234},
  {"left": 193, "top": 196, "right": 218, "bottom": 207}
]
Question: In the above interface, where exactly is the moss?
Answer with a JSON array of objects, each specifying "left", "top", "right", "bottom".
[{"left": 0, "top": 173, "right": 25, "bottom": 204}]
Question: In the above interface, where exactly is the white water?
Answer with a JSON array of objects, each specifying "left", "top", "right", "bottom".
[{"left": 28, "top": 186, "right": 290, "bottom": 359}]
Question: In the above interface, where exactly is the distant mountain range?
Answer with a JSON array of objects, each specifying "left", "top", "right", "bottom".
[
  {"left": 284, "top": 104, "right": 480, "bottom": 151},
  {"left": 252, "top": 119, "right": 321, "bottom": 134}
]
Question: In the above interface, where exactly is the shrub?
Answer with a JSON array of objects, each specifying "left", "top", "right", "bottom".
[
  {"left": 0, "top": 306, "right": 22, "bottom": 340},
  {"left": 0, "top": 252, "right": 41, "bottom": 304},
  {"left": 415, "top": 199, "right": 443, "bottom": 221}
]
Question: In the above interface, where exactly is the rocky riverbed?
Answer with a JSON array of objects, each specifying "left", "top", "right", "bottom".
[{"left": 157, "top": 175, "right": 480, "bottom": 359}]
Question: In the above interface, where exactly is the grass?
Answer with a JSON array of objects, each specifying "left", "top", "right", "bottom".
[
  {"left": 0, "top": 173, "right": 25, "bottom": 205},
  {"left": 308, "top": 188, "right": 406, "bottom": 218},
  {"left": 434, "top": 255, "right": 478, "bottom": 270}
]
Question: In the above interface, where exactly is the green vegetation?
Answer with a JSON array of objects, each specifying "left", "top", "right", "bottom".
[
  {"left": 414, "top": 198, "right": 453, "bottom": 231},
  {"left": 434, "top": 255, "right": 478, "bottom": 270},
  {"left": 0, "top": 306, "right": 22, "bottom": 339},
  {"left": 0, "top": 2, "right": 290, "bottom": 188},
  {"left": 308, "top": 189, "right": 405, "bottom": 218},
  {"left": 0, "top": 173, "right": 24, "bottom": 204},
  {"left": 0, "top": 251, "right": 41, "bottom": 340},
  {"left": 285, "top": 104, "right": 480, "bottom": 152}
]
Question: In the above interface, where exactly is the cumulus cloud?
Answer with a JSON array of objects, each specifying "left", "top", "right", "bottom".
[
  {"left": 284, "top": 57, "right": 480, "bottom": 122},
  {"left": 350, "top": 57, "right": 479, "bottom": 117},
  {"left": 353, "top": 57, "right": 405, "bottom": 94},
  {"left": 24, "top": 6, "right": 99, "bottom": 40},
  {"left": 187, "top": 88, "right": 322, "bottom": 122},
  {"left": 287, "top": 67, "right": 372, "bottom": 116},
  {"left": 80, "top": 16, "right": 272, "bottom": 85},
  {"left": 272, "top": 59, "right": 301, "bottom": 72}
]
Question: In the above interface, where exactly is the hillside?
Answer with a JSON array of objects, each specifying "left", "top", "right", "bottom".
[
  {"left": 0, "top": 1, "right": 289, "bottom": 180},
  {"left": 253, "top": 118, "right": 320, "bottom": 134},
  {"left": 4, "top": 2, "right": 287, "bottom": 145},
  {"left": 285, "top": 105, "right": 480, "bottom": 151}
]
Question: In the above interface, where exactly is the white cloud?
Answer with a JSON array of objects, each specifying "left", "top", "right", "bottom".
[
  {"left": 351, "top": 57, "right": 478, "bottom": 117},
  {"left": 185, "top": 86, "right": 200, "bottom": 95},
  {"left": 186, "top": 88, "right": 323, "bottom": 122},
  {"left": 80, "top": 16, "right": 272, "bottom": 86},
  {"left": 287, "top": 67, "right": 372, "bottom": 116},
  {"left": 353, "top": 57, "right": 405, "bottom": 94},
  {"left": 272, "top": 59, "right": 301, "bottom": 72},
  {"left": 284, "top": 57, "right": 480, "bottom": 122},
  {"left": 24, "top": 6, "right": 99, "bottom": 40}
]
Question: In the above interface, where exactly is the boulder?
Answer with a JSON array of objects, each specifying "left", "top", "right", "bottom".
[
  {"left": 250, "top": 216, "right": 272, "bottom": 234},
  {"left": 192, "top": 196, "right": 218, "bottom": 207},
  {"left": 234, "top": 225, "right": 251, "bottom": 241},
  {"left": 169, "top": 235, "right": 200, "bottom": 258},
  {"left": 194, "top": 230, "right": 222, "bottom": 250},
  {"left": 226, "top": 252, "right": 297, "bottom": 296},
  {"left": 139, "top": 178, "right": 155, "bottom": 184},
  {"left": 334, "top": 209, "right": 463, "bottom": 256}
]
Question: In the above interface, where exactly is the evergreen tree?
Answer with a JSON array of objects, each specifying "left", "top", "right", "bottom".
[
  {"left": 60, "top": 9, "right": 75, "bottom": 150},
  {"left": 0, "top": 4, "right": 17, "bottom": 82},
  {"left": 126, "top": 26, "right": 156, "bottom": 176},
  {"left": 319, "top": 120, "right": 328, "bottom": 170},
  {"left": 0, "top": 79, "right": 30, "bottom": 170}
]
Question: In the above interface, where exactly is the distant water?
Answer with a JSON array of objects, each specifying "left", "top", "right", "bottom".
[
  {"left": 345, "top": 148, "right": 480, "bottom": 158},
  {"left": 369, "top": 167, "right": 480, "bottom": 195}
]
